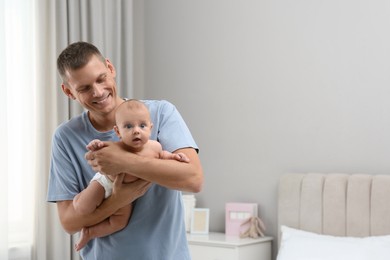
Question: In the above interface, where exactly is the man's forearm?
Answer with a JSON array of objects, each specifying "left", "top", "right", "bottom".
[
  {"left": 57, "top": 178, "right": 151, "bottom": 234},
  {"left": 121, "top": 148, "right": 203, "bottom": 193},
  {"left": 87, "top": 143, "right": 203, "bottom": 192}
]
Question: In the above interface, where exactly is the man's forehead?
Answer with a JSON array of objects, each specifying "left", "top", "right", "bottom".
[{"left": 65, "top": 60, "right": 107, "bottom": 86}]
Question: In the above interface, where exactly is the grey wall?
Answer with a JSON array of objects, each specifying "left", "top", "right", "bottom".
[{"left": 134, "top": 0, "right": 390, "bottom": 256}]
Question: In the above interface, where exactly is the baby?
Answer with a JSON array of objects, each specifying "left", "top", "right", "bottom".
[{"left": 73, "top": 99, "right": 189, "bottom": 250}]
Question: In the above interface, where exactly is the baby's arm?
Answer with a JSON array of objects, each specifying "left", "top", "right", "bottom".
[{"left": 86, "top": 139, "right": 106, "bottom": 151}]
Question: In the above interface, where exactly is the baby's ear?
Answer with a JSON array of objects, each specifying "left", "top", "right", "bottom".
[
  {"left": 113, "top": 125, "right": 121, "bottom": 138},
  {"left": 150, "top": 122, "right": 154, "bottom": 129}
]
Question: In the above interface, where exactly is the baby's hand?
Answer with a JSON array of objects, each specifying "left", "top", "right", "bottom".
[
  {"left": 175, "top": 153, "right": 190, "bottom": 163},
  {"left": 86, "top": 139, "right": 105, "bottom": 151}
]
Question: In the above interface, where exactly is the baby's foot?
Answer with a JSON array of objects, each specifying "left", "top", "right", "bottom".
[{"left": 75, "top": 228, "right": 91, "bottom": 251}]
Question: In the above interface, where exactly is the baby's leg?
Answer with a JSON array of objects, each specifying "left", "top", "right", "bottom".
[
  {"left": 73, "top": 180, "right": 105, "bottom": 215},
  {"left": 75, "top": 204, "right": 133, "bottom": 251}
]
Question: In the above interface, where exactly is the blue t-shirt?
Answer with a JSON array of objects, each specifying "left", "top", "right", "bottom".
[{"left": 47, "top": 100, "right": 198, "bottom": 260}]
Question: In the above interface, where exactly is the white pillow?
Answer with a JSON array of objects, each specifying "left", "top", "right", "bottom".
[{"left": 277, "top": 225, "right": 390, "bottom": 260}]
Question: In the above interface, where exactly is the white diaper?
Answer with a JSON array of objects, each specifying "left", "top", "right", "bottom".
[{"left": 91, "top": 172, "right": 113, "bottom": 198}]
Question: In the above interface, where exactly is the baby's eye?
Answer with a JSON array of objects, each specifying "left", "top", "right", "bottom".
[
  {"left": 140, "top": 124, "right": 147, "bottom": 129},
  {"left": 124, "top": 124, "right": 133, "bottom": 129}
]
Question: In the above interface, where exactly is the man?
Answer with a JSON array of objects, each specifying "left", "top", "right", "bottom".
[{"left": 47, "top": 41, "right": 203, "bottom": 260}]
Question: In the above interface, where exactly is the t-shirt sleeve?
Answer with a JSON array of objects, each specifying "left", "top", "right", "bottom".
[
  {"left": 46, "top": 128, "right": 81, "bottom": 202},
  {"left": 155, "top": 100, "right": 199, "bottom": 153}
]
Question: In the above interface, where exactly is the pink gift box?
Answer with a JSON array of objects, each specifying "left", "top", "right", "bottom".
[{"left": 225, "top": 202, "right": 258, "bottom": 236}]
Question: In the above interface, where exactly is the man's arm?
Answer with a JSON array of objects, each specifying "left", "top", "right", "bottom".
[
  {"left": 86, "top": 142, "right": 203, "bottom": 193},
  {"left": 57, "top": 176, "right": 151, "bottom": 234}
]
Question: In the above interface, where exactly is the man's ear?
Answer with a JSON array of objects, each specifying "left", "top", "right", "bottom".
[
  {"left": 61, "top": 84, "right": 76, "bottom": 100},
  {"left": 106, "top": 59, "right": 116, "bottom": 77}
]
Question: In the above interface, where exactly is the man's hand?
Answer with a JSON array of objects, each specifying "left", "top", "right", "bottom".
[
  {"left": 111, "top": 173, "right": 152, "bottom": 208},
  {"left": 85, "top": 141, "right": 130, "bottom": 175}
]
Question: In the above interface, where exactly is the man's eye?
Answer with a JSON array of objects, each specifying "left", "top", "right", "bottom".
[
  {"left": 97, "top": 75, "right": 107, "bottom": 84},
  {"left": 78, "top": 87, "right": 90, "bottom": 93}
]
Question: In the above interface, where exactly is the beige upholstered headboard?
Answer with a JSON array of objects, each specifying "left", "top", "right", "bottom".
[{"left": 278, "top": 173, "right": 390, "bottom": 242}]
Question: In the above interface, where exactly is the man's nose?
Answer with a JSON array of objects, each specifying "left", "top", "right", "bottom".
[{"left": 92, "top": 84, "right": 104, "bottom": 97}]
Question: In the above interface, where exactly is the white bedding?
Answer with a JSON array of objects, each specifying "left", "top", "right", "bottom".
[{"left": 277, "top": 225, "right": 390, "bottom": 260}]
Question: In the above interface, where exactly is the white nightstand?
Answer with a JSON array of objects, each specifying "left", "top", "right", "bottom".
[{"left": 187, "top": 232, "right": 273, "bottom": 260}]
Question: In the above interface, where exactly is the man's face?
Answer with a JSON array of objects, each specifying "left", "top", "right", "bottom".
[{"left": 61, "top": 55, "right": 118, "bottom": 118}]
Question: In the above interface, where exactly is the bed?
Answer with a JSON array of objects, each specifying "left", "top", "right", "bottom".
[{"left": 277, "top": 173, "right": 390, "bottom": 260}]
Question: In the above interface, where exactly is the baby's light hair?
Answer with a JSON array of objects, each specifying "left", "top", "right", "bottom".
[{"left": 115, "top": 99, "right": 150, "bottom": 123}]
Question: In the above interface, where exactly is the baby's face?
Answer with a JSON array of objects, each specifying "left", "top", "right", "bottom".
[{"left": 115, "top": 107, "right": 152, "bottom": 150}]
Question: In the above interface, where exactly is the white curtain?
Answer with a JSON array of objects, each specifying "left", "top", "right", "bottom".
[
  {"left": 2, "top": 0, "right": 42, "bottom": 259},
  {"left": 2, "top": 0, "right": 135, "bottom": 259},
  {"left": 2, "top": 1, "right": 36, "bottom": 259},
  {"left": 34, "top": 1, "right": 74, "bottom": 260},
  {"left": 1, "top": 0, "right": 68, "bottom": 259}
]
